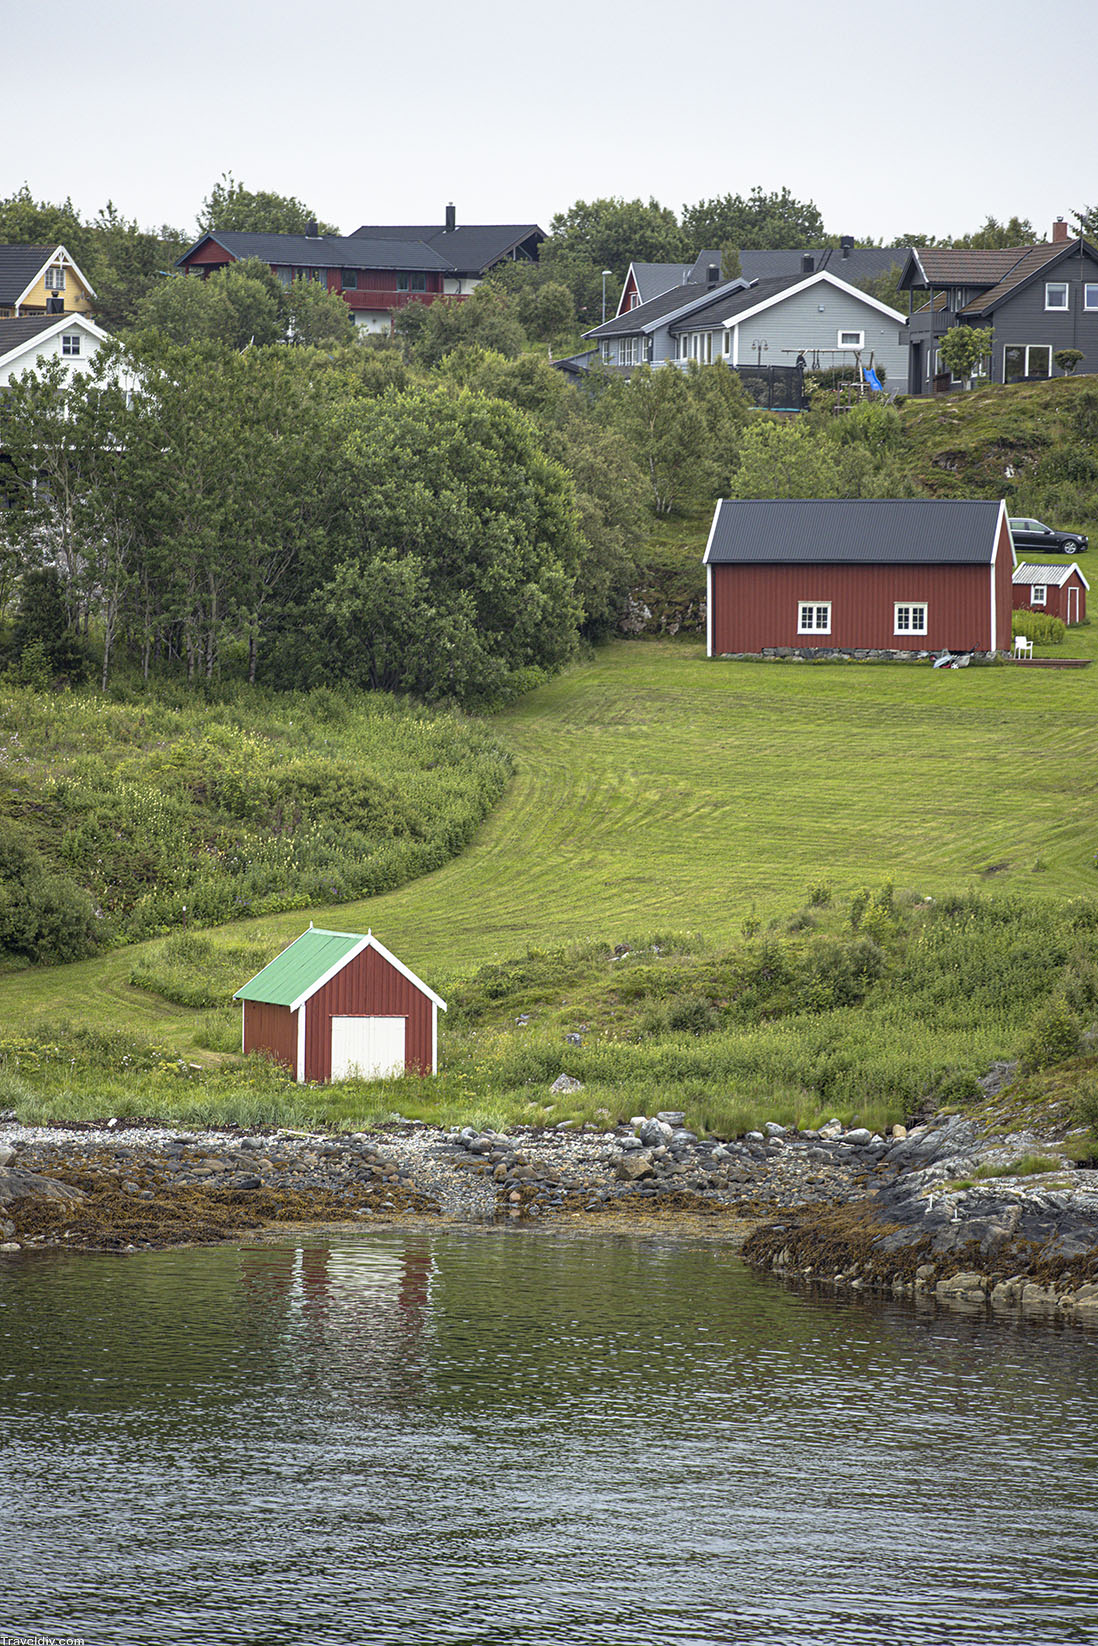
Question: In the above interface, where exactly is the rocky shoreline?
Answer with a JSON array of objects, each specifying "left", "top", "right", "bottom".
[{"left": 3, "top": 1107, "right": 1098, "bottom": 1317}]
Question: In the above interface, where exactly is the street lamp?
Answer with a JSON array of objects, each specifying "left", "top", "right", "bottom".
[{"left": 601, "top": 269, "right": 612, "bottom": 325}]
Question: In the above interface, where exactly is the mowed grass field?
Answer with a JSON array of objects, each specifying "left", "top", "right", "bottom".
[{"left": 1, "top": 635, "right": 1096, "bottom": 1052}]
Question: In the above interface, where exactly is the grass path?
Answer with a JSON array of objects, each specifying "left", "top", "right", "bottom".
[{"left": 2, "top": 638, "right": 1096, "bottom": 1047}]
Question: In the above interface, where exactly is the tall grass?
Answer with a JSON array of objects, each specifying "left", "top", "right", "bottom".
[{"left": 0, "top": 682, "right": 511, "bottom": 949}]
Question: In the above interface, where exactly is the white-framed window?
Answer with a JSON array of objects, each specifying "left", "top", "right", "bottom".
[
  {"left": 722, "top": 330, "right": 731, "bottom": 356},
  {"left": 61, "top": 333, "right": 80, "bottom": 356},
  {"left": 600, "top": 340, "right": 613, "bottom": 363},
  {"left": 838, "top": 329, "right": 864, "bottom": 348},
  {"left": 617, "top": 336, "right": 640, "bottom": 366},
  {"left": 1004, "top": 344, "right": 1052, "bottom": 383},
  {"left": 44, "top": 266, "right": 65, "bottom": 291},
  {"left": 1086, "top": 283, "right": 1098, "bottom": 311},
  {"left": 1045, "top": 282, "right": 1069, "bottom": 310},
  {"left": 1031, "top": 585, "right": 1047, "bottom": 606},
  {"left": 797, "top": 601, "right": 831, "bottom": 634},
  {"left": 894, "top": 602, "right": 927, "bottom": 635}
]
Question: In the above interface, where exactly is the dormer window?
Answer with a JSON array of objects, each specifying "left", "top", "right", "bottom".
[{"left": 1045, "top": 282, "right": 1069, "bottom": 310}]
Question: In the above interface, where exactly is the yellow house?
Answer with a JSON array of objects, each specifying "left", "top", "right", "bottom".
[{"left": 0, "top": 243, "right": 96, "bottom": 319}]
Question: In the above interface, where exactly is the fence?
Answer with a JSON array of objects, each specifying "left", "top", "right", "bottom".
[{"left": 734, "top": 363, "right": 806, "bottom": 411}]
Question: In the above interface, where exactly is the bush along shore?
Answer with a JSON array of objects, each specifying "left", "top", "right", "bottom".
[{"left": 4, "top": 1087, "right": 1098, "bottom": 1323}]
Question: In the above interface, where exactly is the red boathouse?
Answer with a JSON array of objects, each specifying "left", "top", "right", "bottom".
[
  {"left": 234, "top": 927, "right": 446, "bottom": 1083},
  {"left": 704, "top": 499, "right": 1015, "bottom": 657}
]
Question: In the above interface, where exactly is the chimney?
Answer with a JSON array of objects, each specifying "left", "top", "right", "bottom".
[
  {"left": 840, "top": 235, "right": 854, "bottom": 259},
  {"left": 305, "top": 219, "right": 320, "bottom": 239},
  {"left": 802, "top": 253, "right": 815, "bottom": 274},
  {"left": 707, "top": 263, "right": 719, "bottom": 287},
  {"left": 445, "top": 202, "right": 456, "bottom": 233},
  {"left": 1052, "top": 217, "right": 1069, "bottom": 243}
]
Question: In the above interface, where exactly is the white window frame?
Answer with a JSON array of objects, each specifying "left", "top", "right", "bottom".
[
  {"left": 44, "top": 266, "right": 66, "bottom": 292},
  {"left": 1004, "top": 344, "right": 1052, "bottom": 382},
  {"left": 1031, "top": 585, "right": 1047, "bottom": 607},
  {"left": 1045, "top": 281, "right": 1069, "bottom": 310},
  {"left": 894, "top": 602, "right": 928, "bottom": 636},
  {"left": 838, "top": 329, "right": 864, "bottom": 348},
  {"left": 797, "top": 601, "right": 831, "bottom": 635},
  {"left": 1085, "top": 283, "right": 1098, "bottom": 311},
  {"left": 61, "top": 333, "right": 80, "bottom": 356}
]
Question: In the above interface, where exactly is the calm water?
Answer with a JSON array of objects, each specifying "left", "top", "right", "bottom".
[{"left": 2, "top": 1229, "right": 1097, "bottom": 1646}]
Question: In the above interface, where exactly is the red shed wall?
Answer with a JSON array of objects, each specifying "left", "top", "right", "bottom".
[
  {"left": 243, "top": 1000, "right": 298, "bottom": 1077},
  {"left": 710, "top": 563, "right": 998, "bottom": 653},
  {"left": 184, "top": 241, "right": 235, "bottom": 270},
  {"left": 304, "top": 946, "right": 433, "bottom": 1082},
  {"left": 1012, "top": 576, "right": 1086, "bottom": 624}
]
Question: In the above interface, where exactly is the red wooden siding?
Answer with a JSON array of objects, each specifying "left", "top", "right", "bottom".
[
  {"left": 1012, "top": 573, "right": 1087, "bottom": 625},
  {"left": 243, "top": 1000, "right": 298, "bottom": 1076},
  {"left": 304, "top": 946, "right": 433, "bottom": 1082},
  {"left": 711, "top": 559, "right": 1012, "bottom": 654}
]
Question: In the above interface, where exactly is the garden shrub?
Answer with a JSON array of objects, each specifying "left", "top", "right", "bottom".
[
  {"left": 1019, "top": 998, "right": 1082, "bottom": 1072},
  {"left": 1011, "top": 610, "right": 1066, "bottom": 646}
]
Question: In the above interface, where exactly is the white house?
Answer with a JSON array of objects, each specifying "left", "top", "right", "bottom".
[{"left": 0, "top": 313, "right": 114, "bottom": 388}]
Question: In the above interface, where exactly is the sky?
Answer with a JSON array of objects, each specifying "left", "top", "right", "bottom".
[{"left": 7, "top": 0, "right": 1096, "bottom": 245}]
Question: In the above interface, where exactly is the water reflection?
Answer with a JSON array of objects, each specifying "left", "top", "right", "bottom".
[{"left": 1, "top": 1230, "right": 1097, "bottom": 1645}]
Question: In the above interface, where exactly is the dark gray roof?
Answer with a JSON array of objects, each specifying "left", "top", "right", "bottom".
[
  {"left": 628, "top": 261, "right": 693, "bottom": 304},
  {"left": 670, "top": 274, "right": 806, "bottom": 332},
  {"left": 178, "top": 231, "right": 456, "bottom": 273},
  {"left": 704, "top": 500, "right": 1005, "bottom": 565},
  {"left": 0, "top": 314, "right": 71, "bottom": 357},
  {"left": 352, "top": 223, "right": 543, "bottom": 273},
  {"left": 587, "top": 276, "right": 755, "bottom": 338},
  {"left": 0, "top": 244, "right": 56, "bottom": 304},
  {"left": 739, "top": 247, "right": 906, "bottom": 284}
]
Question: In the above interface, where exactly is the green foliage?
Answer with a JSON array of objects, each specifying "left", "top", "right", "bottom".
[
  {"left": 1011, "top": 609, "right": 1066, "bottom": 646},
  {"left": 1054, "top": 349, "right": 1085, "bottom": 375},
  {"left": 0, "top": 819, "right": 99, "bottom": 965},
  {"left": 310, "top": 385, "right": 584, "bottom": 703},
  {"left": 0, "top": 683, "right": 511, "bottom": 945},
  {"left": 600, "top": 362, "right": 747, "bottom": 515},
  {"left": 681, "top": 187, "right": 827, "bottom": 251},
  {"left": 540, "top": 197, "right": 690, "bottom": 327},
  {"left": 282, "top": 277, "right": 355, "bottom": 346},
  {"left": 937, "top": 326, "right": 994, "bottom": 384},
  {"left": 130, "top": 931, "right": 278, "bottom": 1008},
  {"left": 394, "top": 283, "right": 527, "bottom": 367},
  {"left": 10, "top": 569, "right": 87, "bottom": 684},
  {"left": 1019, "top": 998, "right": 1082, "bottom": 1072},
  {"left": 197, "top": 173, "right": 338, "bottom": 235}
]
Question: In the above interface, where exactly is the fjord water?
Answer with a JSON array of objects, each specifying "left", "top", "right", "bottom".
[{"left": 3, "top": 1232, "right": 1097, "bottom": 1646}]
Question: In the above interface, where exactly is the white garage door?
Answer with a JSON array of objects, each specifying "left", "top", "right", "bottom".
[{"left": 330, "top": 1015, "right": 406, "bottom": 1080}]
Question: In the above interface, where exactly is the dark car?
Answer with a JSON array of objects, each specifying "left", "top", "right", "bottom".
[{"left": 1008, "top": 516, "right": 1088, "bottom": 553}]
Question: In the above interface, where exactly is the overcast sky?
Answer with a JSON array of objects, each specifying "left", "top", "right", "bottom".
[{"left": 8, "top": 0, "right": 1095, "bottom": 244}]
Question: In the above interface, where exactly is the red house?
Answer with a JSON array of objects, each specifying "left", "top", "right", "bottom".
[
  {"left": 234, "top": 927, "right": 446, "bottom": 1083},
  {"left": 1013, "top": 562, "right": 1088, "bottom": 625},
  {"left": 704, "top": 499, "right": 1015, "bottom": 658}
]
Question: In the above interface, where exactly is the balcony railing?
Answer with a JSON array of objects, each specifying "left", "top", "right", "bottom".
[{"left": 342, "top": 289, "right": 455, "bottom": 311}]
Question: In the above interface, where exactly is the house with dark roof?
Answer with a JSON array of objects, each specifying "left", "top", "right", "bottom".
[
  {"left": 0, "top": 312, "right": 113, "bottom": 387},
  {"left": 587, "top": 268, "right": 908, "bottom": 387},
  {"left": 177, "top": 229, "right": 459, "bottom": 333},
  {"left": 178, "top": 206, "right": 544, "bottom": 334},
  {"left": 352, "top": 205, "right": 543, "bottom": 293},
  {"left": 704, "top": 499, "right": 1014, "bottom": 658},
  {"left": 615, "top": 242, "right": 906, "bottom": 316},
  {"left": 898, "top": 220, "right": 1098, "bottom": 391},
  {"left": 0, "top": 244, "right": 96, "bottom": 320}
]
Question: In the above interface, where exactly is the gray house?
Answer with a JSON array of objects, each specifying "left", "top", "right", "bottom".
[
  {"left": 586, "top": 268, "right": 909, "bottom": 387},
  {"left": 898, "top": 222, "right": 1098, "bottom": 392},
  {"left": 615, "top": 241, "right": 907, "bottom": 316}
]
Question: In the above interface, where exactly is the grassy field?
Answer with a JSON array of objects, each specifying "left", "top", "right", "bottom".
[{"left": 1, "top": 636, "right": 1095, "bottom": 1049}]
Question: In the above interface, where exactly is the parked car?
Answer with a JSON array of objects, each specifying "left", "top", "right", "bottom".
[{"left": 1008, "top": 517, "right": 1088, "bottom": 553}]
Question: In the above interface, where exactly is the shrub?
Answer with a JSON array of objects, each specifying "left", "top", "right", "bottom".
[
  {"left": 1019, "top": 998, "right": 1081, "bottom": 1072},
  {"left": 1011, "top": 610, "right": 1066, "bottom": 646},
  {"left": 0, "top": 820, "right": 100, "bottom": 965}
]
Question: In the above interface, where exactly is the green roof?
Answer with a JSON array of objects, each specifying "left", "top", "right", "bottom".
[{"left": 234, "top": 928, "right": 365, "bottom": 1007}]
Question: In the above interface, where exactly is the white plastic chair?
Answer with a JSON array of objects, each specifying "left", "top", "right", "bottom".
[{"left": 1014, "top": 634, "right": 1033, "bottom": 660}]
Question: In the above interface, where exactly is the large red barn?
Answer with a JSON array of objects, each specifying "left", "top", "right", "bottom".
[
  {"left": 704, "top": 499, "right": 1015, "bottom": 657},
  {"left": 234, "top": 927, "right": 446, "bottom": 1083},
  {"left": 1012, "top": 561, "right": 1088, "bottom": 626}
]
